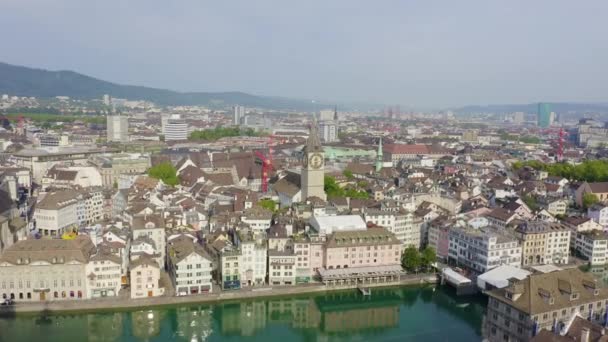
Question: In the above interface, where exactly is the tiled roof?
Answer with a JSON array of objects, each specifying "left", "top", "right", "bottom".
[{"left": 487, "top": 268, "right": 608, "bottom": 315}]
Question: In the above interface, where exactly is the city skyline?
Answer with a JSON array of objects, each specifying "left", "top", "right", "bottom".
[{"left": 2, "top": 0, "right": 608, "bottom": 108}]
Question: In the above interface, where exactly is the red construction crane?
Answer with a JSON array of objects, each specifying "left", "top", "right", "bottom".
[
  {"left": 540, "top": 127, "right": 568, "bottom": 161},
  {"left": 253, "top": 134, "right": 279, "bottom": 193},
  {"left": 254, "top": 150, "right": 272, "bottom": 193}
]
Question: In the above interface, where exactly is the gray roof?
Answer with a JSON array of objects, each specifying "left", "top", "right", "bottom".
[{"left": 0, "top": 236, "right": 95, "bottom": 265}]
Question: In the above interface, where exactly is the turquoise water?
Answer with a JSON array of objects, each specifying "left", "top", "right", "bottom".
[{"left": 0, "top": 286, "right": 486, "bottom": 342}]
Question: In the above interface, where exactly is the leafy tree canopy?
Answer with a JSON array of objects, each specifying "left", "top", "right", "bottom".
[
  {"left": 148, "top": 162, "right": 179, "bottom": 186},
  {"left": 513, "top": 160, "right": 608, "bottom": 183},
  {"left": 189, "top": 127, "right": 265, "bottom": 141}
]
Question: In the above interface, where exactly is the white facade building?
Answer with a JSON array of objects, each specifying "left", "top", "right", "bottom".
[
  {"left": 86, "top": 253, "right": 122, "bottom": 298},
  {"left": 34, "top": 190, "right": 79, "bottom": 237},
  {"left": 168, "top": 236, "right": 214, "bottom": 296},
  {"left": 0, "top": 237, "right": 95, "bottom": 302},
  {"left": 448, "top": 226, "right": 522, "bottom": 273},
  {"left": 364, "top": 209, "right": 422, "bottom": 249},
  {"left": 588, "top": 205, "right": 608, "bottom": 228},
  {"left": 233, "top": 105, "right": 245, "bottom": 125},
  {"left": 575, "top": 230, "right": 608, "bottom": 266},
  {"left": 319, "top": 121, "right": 337, "bottom": 142},
  {"left": 309, "top": 215, "right": 367, "bottom": 236},
  {"left": 164, "top": 118, "right": 189, "bottom": 141},
  {"left": 238, "top": 233, "right": 267, "bottom": 286},
  {"left": 131, "top": 215, "right": 166, "bottom": 268}
]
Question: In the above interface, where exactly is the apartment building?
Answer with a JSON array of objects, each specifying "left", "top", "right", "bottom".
[
  {"left": 575, "top": 230, "right": 608, "bottom": 266},
  {"left": 131, "top": 215, "right": 166, "bottom": 268},
  {"left": 267, "top": 223, "right": 296, "bottom": 285},
  {"left": 168, "top": 236, "right": 214, "bottom": 296},
  {"left": 588, "top": 204, "right": 608, "bottom": 229},
  {"left": 34, "top": 190, "right": 79, "bottom": 236},
  {"left": 268, "top": 250, "right": 296, "bottom": 285},
  {"left": 238, "top": 231, "right": 267, "bottom": 287},
  {"left": 241, "top": 207, "right": 273, "bottom": 233},
  {"left": 485, "top": 268, "right": 608, "bottom": 342},
  {"left": 448, "top": 226, "right": 522, "bottom": 273},
  {"left": 0, "top": 236, "right": 95, "bottom": 302},
  {"left": 293, "top": 236, "right": 312, "bottom": 284},
  {"left": 85, "top": 252, "right": 122, "bottom": 298},
  {"left": 129, "top": 256, "right": 164, "bottom": 299},
  {"left": 364, "top": 209, "right": 422, "bottom": 249},
  {"left": 515, "top": 221, "right": 571, "bottom": 266},
  {"left": 221, "top": 248, "right": 242, "bottom": 290}
]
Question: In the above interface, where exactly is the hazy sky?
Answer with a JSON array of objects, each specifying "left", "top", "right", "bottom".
[{"left": 1, "top": 0, "right": 607, "bottom": 108}]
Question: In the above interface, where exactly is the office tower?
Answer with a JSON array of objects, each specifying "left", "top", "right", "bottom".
[
  {"left": 537, "top": 103, "right": 552, "bottom": 128},
  {"left": 107, "top": 114, "right": 129, "bottom": 142},
  {"left": 164, "top": 117, "right": 188, "bottom": 141},
  {"left": 233, "top": 105, "right": 245, "bottom": 125},
  {"left": 102, "top": 94, "right": 111, "bottom": 106},
  {"left": 513, "top": 112, "right": 525, "bottom": 124}
]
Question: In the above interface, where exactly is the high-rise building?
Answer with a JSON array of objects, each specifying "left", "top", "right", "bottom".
[
  {"left": 102, "top": 94, "right": 111, "bottom": 106},
  {"left": 107, "top": 114, "right": 129, "bottom": 142},
  {"left": 233, "top": 105, "right": 245, "bottom": 125},
  {"left": 318, "top": 107, "right": 339, "bottom": 142},
  {"left": 537, "top": 103, "right": 552, "bottom": 128},
  {"left": 319, "top": 122, "right": 337, "bottom": 142},
  {"left": 301, "top": 122, "right": 326, "bottom": 201},
  {"left": 513, "top": 112, "right": 525, "bottom": 124},
  {"left": 164, "top": 118, "right": 189, "bottom": 141}
]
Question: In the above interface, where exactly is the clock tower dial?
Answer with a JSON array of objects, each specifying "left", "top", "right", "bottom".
[{"left": 309, "top": 153, "right": 323, "bottom": 169}]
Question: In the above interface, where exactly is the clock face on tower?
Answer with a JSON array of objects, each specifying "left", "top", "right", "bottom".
[{"left": 309, "top": 153, "right": 323, "bottom": 169}]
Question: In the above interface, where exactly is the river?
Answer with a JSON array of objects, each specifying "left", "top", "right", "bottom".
[{"left": 0, "top": 285, "right": 486, "bottom": 342}]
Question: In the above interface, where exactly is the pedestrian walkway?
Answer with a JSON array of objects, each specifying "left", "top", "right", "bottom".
[{"left": 0, "top": 274, "right": 438, "bottom": 315}]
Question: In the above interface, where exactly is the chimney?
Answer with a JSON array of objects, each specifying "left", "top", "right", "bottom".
[{"left": 581, "top": 327, "right": 590, "bottom": 342}]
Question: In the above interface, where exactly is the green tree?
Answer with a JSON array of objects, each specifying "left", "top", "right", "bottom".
[
  {"left": 583, "top": 193, "right": 600, "bottom": 209},
  {"left": 522, "top": 195, "right": 539, "bottom": 211},
  {"left": 420, "top": 246, "right": 437, "bottom": 272},
  {"left": 343, "top": 170, "right": 354, "bottom": 180},
  {"left": 324, "top": 175, "right": 342, "bottom": 198},
  {"left": 401, "top": 246, "right": 421, "bottom": 272},
  {"left": 259, "top": 199, "right": 278, "bottom": 212},
  {"left": 148, "top": 162, "right": 179, "bottom": 186}
]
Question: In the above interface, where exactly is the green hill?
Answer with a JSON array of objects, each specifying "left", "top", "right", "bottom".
[{"left": 0, "top": 62, "right": 321, "bottom": 110}]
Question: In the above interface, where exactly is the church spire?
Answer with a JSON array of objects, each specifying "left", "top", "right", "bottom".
[
  {"left": 375, "top": 137, "right": 383, "bottom": 172},
  {"left": 334, "top": 105, "right": 338, "bottom": 121},
  {"left": 304, "top": 119, "right": 323, "bottom": 153}
]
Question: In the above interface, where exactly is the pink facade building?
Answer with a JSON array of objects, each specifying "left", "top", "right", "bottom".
[{"left": 324, "top": 227, "right": 401, "bottom": 270}]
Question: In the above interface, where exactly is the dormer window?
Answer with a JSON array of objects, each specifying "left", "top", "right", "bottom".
[
  {"left": 16, "top": 258, "right": 21, "bottom": 265},
  {"left": 594, "top": 289, "right": 600, "bottom": 296},
  {"left": 549, "top": 298, "right": 555, "bottom": 305},
  {"left": 52, "top": 257, "right": 57, "bottom": 264},
  {"left": 571, "top": 293, "right": 579, "bottom": 300}
]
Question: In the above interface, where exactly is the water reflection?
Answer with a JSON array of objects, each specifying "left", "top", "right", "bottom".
[
  {"left": 0, "top": 286, "right": 487, "bottom": 341},
  {"left": 173, "top": 306, "right": 213, "bottom": 341},
  {"left": 88, "top": 313, "right": 123, "bottom": 342},
  {"left": 132, "top": 309, "right": 165, "bottom": 339}
]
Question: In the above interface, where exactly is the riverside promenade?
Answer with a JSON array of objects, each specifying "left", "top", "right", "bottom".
[{"left": 0, "top": 273, "right": 437, "bottom": 316}]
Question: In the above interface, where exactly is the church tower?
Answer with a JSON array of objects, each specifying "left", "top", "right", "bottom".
[
  {"left": 301, "top": 121, "right": 327, "bottom": 201},
  {"left": 375, "top": 137, "right": 384, "bottom": 172}
]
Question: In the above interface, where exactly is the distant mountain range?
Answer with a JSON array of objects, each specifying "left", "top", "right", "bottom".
[
  {"left": 0, "top": 62, "right": 325, "bottom": 110},
  {"left": 2, "top": 62, "right": 607, "bottom": 114}
]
